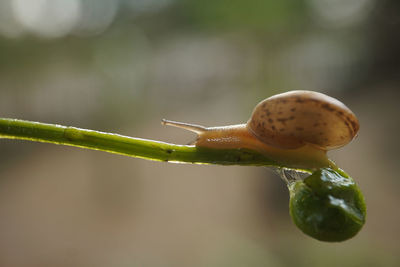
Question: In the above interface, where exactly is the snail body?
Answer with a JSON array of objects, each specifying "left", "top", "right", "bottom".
[{"left": 162, "top": 90, "right": 359, "bottom": 169}]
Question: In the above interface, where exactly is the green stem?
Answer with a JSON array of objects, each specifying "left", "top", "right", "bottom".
[{"left": 0, "top": 118, "right": 288, "bottom": 168}]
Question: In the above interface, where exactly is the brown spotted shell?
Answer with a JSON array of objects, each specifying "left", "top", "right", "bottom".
[{"left": 247, "top": 90, "right": 359, "bottom": 150}]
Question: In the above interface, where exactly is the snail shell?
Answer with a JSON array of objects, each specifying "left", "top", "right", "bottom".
[{"left": 248, "top": 91, "right": 359, "bottom": 150}]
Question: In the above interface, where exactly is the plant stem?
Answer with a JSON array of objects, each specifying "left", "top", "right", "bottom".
[{"left": 0, "top": 118, "right": 289, "bottom": 168}]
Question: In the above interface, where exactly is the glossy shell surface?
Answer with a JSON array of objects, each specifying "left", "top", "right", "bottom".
[{"left": 247, "top": 90, "right": 359, "bottom": 150}]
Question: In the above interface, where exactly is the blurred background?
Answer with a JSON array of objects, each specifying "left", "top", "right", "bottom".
[{"left": 0, "top": 0, "right": 399, "bottom": 266}]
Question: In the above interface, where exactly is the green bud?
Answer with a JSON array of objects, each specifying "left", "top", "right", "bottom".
[{"left": 289, "top": 168, "right": 366, "bottom": 242}]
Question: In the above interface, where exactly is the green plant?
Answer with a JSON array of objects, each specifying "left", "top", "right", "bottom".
[
  {"left": 0, "top": 91, "right": 366, "bottom": 242},
  {"left": 289, "top": 168, "right": 365, "bottom": 242}
]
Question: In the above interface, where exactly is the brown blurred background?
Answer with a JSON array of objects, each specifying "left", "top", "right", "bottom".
[{"left": 0, "top": 0, "right": 399, "bottom": 266}]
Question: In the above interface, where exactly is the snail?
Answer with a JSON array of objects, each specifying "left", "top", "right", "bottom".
[{"left": 162, "top": 90, "right": 359, "bottom": 169}]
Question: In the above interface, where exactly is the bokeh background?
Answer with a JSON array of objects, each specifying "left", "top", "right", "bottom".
[{"left": 0, "top": 0, "right": 399, "bottom": 266}]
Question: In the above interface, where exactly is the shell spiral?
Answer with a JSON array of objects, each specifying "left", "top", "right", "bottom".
[{"left": 247, "top": 91, "right": 359, "bottom": 150}]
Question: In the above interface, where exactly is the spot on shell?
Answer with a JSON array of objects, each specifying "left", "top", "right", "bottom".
[
  {"left": 322, "top": 104, "right": 335, "bottom": 112},
  {"left": 277, "top": 118, "right": 288, "bottom": 124},
  {"left": 350, "top": 120, "right": 358, "bottom": 131}
]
